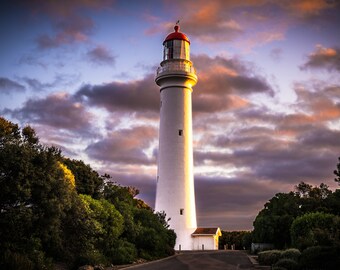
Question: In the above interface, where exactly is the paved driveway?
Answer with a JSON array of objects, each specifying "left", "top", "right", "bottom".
[{"left": 125, "top": 250, "right": 255, "bottom": 270}]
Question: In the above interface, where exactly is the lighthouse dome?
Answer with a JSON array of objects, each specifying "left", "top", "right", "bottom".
[{"left": 164, "top": 25, "right": 190, "bottom": 44}]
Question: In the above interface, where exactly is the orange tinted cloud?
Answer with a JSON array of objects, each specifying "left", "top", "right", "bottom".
[
  {"left": 302, "top": 45, "right": 340, "bottom": 71},
  {"left": 286, "top": 0, "right": 333, "bottom": 17}
]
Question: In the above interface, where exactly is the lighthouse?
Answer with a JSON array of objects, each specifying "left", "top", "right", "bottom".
[{"left": 155, "top": 24, "right": 198, "bottom": 250}]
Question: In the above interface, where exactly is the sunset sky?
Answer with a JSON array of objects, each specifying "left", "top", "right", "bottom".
[{"left": 1, "top": 0, "right": 340, "bottom": 230}]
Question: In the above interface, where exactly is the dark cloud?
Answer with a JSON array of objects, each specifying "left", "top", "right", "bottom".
[
  {"left": 7, "top": 92, "right": 94, "bottom": 133},
  {"left": 75, "top": 74, "right": 159, "bottom": 113},
  {"left": 86, "top": 125, "right": 157, "bottom": 165},
  {"left": 194, "top": 177, "right": 279, "bottom": 230},
  {"left": 0, "top": 77, "right": 25, "bottom": 94},
  {"left": 193, "top": 55, "right": 273, "bottom": 99},
  {"left": 14, "top": 0, "right": 112, "bottom": 49},
  {"left": 74, "top": 54, "right": 272, "bottom": 118},
  {"left": 86, "top": 45, "right": 116, "bottom": 65},
  {"left": 301, "top": 45, "right": 340, "bottom": 72},
  {"left": 19, "top": 55, "right": 48, "bottom": 69},
  {"left": 37, "top": 15, "right": 94, "bottom": 49},
  {"left": 21, "top": 74, "right": 79, "bottom": 92}
]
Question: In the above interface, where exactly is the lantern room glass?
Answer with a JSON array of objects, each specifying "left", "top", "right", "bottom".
[{"left": 163, "top": 40, "right": 190, "bottom": 61}]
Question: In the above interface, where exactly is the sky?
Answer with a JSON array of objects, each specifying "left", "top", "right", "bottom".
[{"left": 1, "top": 0, "right": 340, "bottom": 230}]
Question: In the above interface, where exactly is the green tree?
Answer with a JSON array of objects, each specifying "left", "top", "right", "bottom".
[
  {"left": 63, "top": 158, "right": 104, "bottom": 198},
  {"left": 290, "top": 212, "right": 340, "bottom": 250},
  {"left": 0, "top": 117, "right": 176, "bottom": 267},
  {"left": 252, "top": 192, "right": 301, "bottom": 248},
  {"left": 335, "top": 157, "right": 340, "bottom": 185},
  {"left": 0, "top": 117, "right": 82, "bottom": 267},
  {"left": 219, "top": 231, "right": 251, "bottom": 250}
]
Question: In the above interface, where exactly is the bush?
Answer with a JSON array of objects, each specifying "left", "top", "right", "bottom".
[
  {"left": 299, "top": 246, "right": 340, "bottom": 270},
  {"left": 274, "top": 258, "right": 298, "bottom": 270},
  {"left": 75, "top": 249, "right": 108, "bottom": 268},
  {"left": 280, "top": 248, "right": 301, "bottom": 261},
  {"left": 258, "top": 250, "right": 282, "bottom": 265},
  {"left": 110, "top": 240, "right": 137, "bottom": 264},
  {"left": 0, "top": 250, "right": 53, "bottom": 270},
  {"left": 290, "top": 212, "right": 339, "bottom": 250}
]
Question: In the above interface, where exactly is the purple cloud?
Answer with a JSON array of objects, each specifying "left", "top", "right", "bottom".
[
  {"left": 86, "top": 45, "right": 116, "bottom": 65},
  {"left": 301, "top": 45, "right": 340, "bottom": 72},
  {"left": 0, "top": 77, "right": 25, "bottom": 94}
]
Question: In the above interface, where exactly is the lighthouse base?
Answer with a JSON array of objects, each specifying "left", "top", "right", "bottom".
[{"left": 175, "top": 228, "right": 196, "bottom": 250}]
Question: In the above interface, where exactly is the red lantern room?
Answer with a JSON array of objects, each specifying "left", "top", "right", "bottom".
[{"left": 163, "top": 25, "right": 190, "bottom": 61}]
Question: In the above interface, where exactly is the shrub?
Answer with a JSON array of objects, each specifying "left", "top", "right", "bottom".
[
  {"left": 299, "top": 246, "right": 340, "bottom": 270},
  {"left": 280, "top": 248, "right": 301, "bottom": 261},
  {"left": 75, "top": 249, "right": 108, "bottom": 268},
  {"left": 258, "top": 250, "right": 282, "bottom": 265},
  {"left": 110, "top": 240, "right": 137, "bottom": 264},
  {"left": 290, "top": 212, "right": 339, "bottom": 250},
  {"left": 274, "top": 258, "right": 298, "bottom": 270}
]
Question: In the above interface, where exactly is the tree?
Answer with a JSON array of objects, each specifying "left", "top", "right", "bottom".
[
  {"left": 290, "top": 212, "right": 340, "bottom": 250},
  {"left": 0, "top": 117, "right": 176, "bottom": 267},
  {"left": 63, "top": 158, "right": 104, "bottom": 198},
  {"left": 219, "top": 231, "right": 251, "bottom": 250},
  {"left": 0, "top": 117, "right": 82, "bottom": 267},
  {"left": 335, "top": 157, "right": 340, "bottom": 185},
  {"left": 252, "top": 192, "right": 301, "bottom": 248}
]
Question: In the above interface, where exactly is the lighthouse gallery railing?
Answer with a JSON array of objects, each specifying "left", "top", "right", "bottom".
[{"left": 156, "top": 60, "right": 196, "bottom": 76}]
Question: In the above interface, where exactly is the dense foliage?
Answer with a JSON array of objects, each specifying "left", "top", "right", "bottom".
[
  {"left": 0, "top": 117, "right": 176, "bottom": 269},
  {"left": 218, "top": 231, "right": 252, "bottom": 250},
  {"left": 253, "top": 180, "right": 340, "bottom": 249},
  {"left": 253, "top": 157, "right": 340, "bottom": 269}
]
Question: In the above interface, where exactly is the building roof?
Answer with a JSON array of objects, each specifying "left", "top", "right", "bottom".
[
  {"left": 164, "top": 25, "right": 190, "bottom": 44},
  {"left": 192, "top": 227, "right": 221, "bottom": 236}
]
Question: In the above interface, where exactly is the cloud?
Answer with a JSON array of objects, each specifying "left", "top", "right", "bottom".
[
  {"left": 74, "top": 54, "right": 272, "bottom": 116},
  {"left": 36, "top": 15, "right": 94, "bottom": 49},
  {"left": 176, "top": 2, "right": 243, "bottom": 43},
  {"left": 25, "top": 0, "right": 112, "bottom": 18},
  {"left": 194, "top": 177, "right": 280, "bottom": 230},
  {"left": 270, "top": 48, "right": 283, "bottom": 61},
  {"left": 86, "top": 45, "right": 116, "bottom": 65},
  {"left": 86, "top": 125, "right": 157, "bottom": 165},
  {"left": 192, "top": 77, "right": 340, "bottom": 189},
  {"left": 75, "top": 74, "right": 159, "bottom": 113},
  {"left": 301, "top": 45, "right": 340, "bottom": 72},
  {"left": 0, "top": 77, "right": 25, "bottom": 94},
  {"left": 192, "top": 54, "right": 273, "bottom": 112},
  {"left": 282, "top": 0, "right": 337, "bottom": 18},
  {"left": 15, "top": 0, "right": 112, "bottom": 49},
  {"left": 21, "top": 74, "right": 80, "bottom": 92},
  {"left": 7, "top": 92, "right": 94, "bottom": 133}
]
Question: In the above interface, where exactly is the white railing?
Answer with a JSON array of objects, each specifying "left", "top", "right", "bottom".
[{"left": 156, "top": 60, "right": 196, "bottom": 76}]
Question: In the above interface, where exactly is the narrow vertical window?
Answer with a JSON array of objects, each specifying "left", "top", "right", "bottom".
[
  {"left": 178, "top": 129, "right": 183, "bottom": 136},
  {"left": 180, "top": 208, "right": 184, "bottom": 215}
]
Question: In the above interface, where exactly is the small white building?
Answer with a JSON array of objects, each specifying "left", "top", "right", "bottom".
[{"left": 192, "top": 228, "right": 222, "bottom": 250}]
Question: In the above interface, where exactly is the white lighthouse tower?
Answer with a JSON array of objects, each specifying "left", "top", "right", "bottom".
[{"left": 155, "top": 24, "right": 198, "bottom": 250}]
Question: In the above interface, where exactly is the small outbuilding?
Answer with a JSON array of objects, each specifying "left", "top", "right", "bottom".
[{"left": 192, "top": 227, "right": 222, "bottom": 250}]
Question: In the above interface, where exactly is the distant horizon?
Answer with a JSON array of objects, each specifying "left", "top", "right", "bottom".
[{"left": 1, "top": 0, "right": 340, "bottom": 230}]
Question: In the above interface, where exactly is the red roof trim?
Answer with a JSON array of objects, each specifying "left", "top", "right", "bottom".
[{"left": 163, "top": 25, "right": 190, "bottom": 44}]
